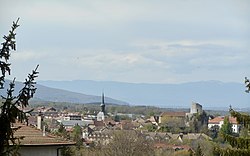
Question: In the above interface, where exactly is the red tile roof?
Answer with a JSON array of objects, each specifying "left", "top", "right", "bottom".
[
  {"left": 208, "top": 116, "right": 238, "bottom": 124},
  {"left": 94, "top": 121, "right": 105, "bottom": 127},
  {"left": 160, "top": 112, "right": 186, "bottom": 117},
  {"left": 13, "top": 123, "right": 75, "bottom": 146},
  {"left": 208, "top": 116, "right": 224, "bottom": 124}
]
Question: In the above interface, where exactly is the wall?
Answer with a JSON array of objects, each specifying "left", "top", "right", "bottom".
[{"left": 18, "top": 146, "right": 61, "bottom": 156}]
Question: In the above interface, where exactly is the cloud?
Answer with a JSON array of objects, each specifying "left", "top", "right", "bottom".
[
  {"left": 131, "top": 39, "right": 250, "bottom": 73},
  {"left": 61, "top": 49, "right": 167, "bottom": 73},
  {"left": 2, "top": 0, "right": 249, "bottom": 30},
  {"left": 11, "top": 50, "right": 47, "bottom": 62},
  {"left": 7, "top": 36, "right": 250, "bottom": 83},
  {"left": 1, "top": 0, "right": 249, "bottom": 83}
]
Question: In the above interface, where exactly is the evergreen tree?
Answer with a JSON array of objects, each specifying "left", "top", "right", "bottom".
[
  {"left": 195, "top": 144, "right": 204, "bottom": 156},
  {"left": 72, "top": 124, "right": 82, "bottom": 148},
  {"left": 220, "top": 116, "right": 232, "bottom": 135},
  {"left": 208, "top": 125, "right": 220, "bottom": 139},
  {"left": 239, "top": 127, "right": 249, "bottom": 138},
  {"left": 214, "top": 77, "right": 250, "bottom": 156},
  {"left": 61, "top": 147, "right": 73, "bottom": 156},
  {"left": 58, "top": 123, "right": 67, "bottom": 138},
  {"left": 0, "top": 19, "right": 39, "bottom": 155}
]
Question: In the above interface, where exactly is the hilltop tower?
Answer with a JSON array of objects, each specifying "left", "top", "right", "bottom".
[{"left": 190, "top": 102, "right": 202, "bottom": 114}]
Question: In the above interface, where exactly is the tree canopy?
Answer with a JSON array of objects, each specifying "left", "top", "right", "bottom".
[
  {"left": 0, "top": 19, "right": 39, "bottom": 155},
  {"left": 213, "top": 77, "right": 250, "bottom": 155},
  {"left": 220, "top": 116, "right": 232, "bottom": 135}
]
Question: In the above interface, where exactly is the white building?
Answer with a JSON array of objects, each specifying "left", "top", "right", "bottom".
[
  {"left": 63, "top": 114, "right": 82, "bottom": 121},
  {"left": 208, "top": 116, "right": 240, "bottom": 133},
  {"left": 97, "top": 93, "right": 105, "bottom": 121}
]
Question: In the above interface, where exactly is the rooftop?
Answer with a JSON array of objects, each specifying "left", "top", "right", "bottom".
[
  {"left": 160, "top": 112, "right": 186, "bottom": 117},
  {"left": 13, "top": 122, "right": 75, "bottom": 146},
  {"left": 208, "top": 116, "right": 238, "bottom": 124}
]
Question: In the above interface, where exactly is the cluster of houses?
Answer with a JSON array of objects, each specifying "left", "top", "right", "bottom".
[{"left": 12, "top": 94, "right": 242, "bottom": 155}]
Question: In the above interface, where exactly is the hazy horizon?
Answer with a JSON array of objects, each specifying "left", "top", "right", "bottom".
[
  {"left": 38, "top": 78, "right": 245, "bottom": 85},
  {"left": 38, "top": 79, "right": 250, "bottom": 108}
]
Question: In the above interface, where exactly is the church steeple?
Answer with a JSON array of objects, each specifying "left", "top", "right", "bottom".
[
  {"left": 100, "top": 92, "right": 105, "bottom": 113},
  {"left": 97, "top": 92, "right": 106, "bottom": 121}
]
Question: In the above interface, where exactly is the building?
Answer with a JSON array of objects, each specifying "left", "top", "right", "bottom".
[
  {"left": 12, "top": 122, "right": 75, "bottom": 156},
  {"left": 190, "top": 102, "right": 202, "bottom": 114},
  {"left": 32, "top": 106, "right": 58, "bottom": 117},
  {"left": 63, "top": 114, "right": 82, "bottom": 121},
  {"left": 57, "top": 113, "right": 92, "bottom": 131},
  {"left": 159, "top": 112, "right": 186, "bottom": 124},
  {"left": 185, "top": 102, "right": 205, "bottom": 126},
  {"left": 145, "top": 132, "right": 211, "bottom": 143},
  {"left": 97, "top": 93, "right": 106, "bottom": 121},
  {"left": 186, "top": 102, "right": 203, "bottom": 118},
  {"left": 208, "top": 116, "right": 240, "bottom": 133}
]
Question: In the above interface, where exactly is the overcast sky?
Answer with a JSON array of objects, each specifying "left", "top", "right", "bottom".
[{"left": 0, "top": 0, "right": 250, "bottom": 84}]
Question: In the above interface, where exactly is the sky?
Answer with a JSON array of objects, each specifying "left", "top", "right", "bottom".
[{"left": 0, "top": 0, "right": 250, "bottom": 84}]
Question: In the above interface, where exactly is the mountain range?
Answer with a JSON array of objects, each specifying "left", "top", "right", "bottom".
[
  {"left": 0, "top": 80, "right": 128, "bottom": 105},
  {"left": 1, "top": 79, "right": 249, "bottom": 109},
  {"left": 38, "top": 80, "right": 250, "bottom": 109}
]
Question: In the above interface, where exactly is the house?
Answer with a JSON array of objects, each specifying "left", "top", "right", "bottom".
[
  {"left": 145, "top": 132, "right": 171, "bottom": 141},
  {"left": 159, "top": 112, "right": 187, "bottom": 128},
  {"left": 154, "top": 142, "right": 193, "bottom": 152},
  {"left": 87, "top": 129, "right": 113, "bottom": 145},
  {"left": 92, "top": 120, "right": 105, "bottom": 130},
  {"left": 60, "top": 120, "right": 90, "bottom": 131},
  {"left": 62, "top": 114, "right": 82, "bottom": 121},
  {"left": 120, "top": 120, "right": 136, "bottom": 130},
  {"left": 57, "top": 113, "right": 93, "bottom": 131},
  {"left": 32, "top": 106, "right": 58, "bottom": 117},
  {"left": 176, "top": 133, "right": 211, "bottom": 142},
  {"left": 12, "top": 122, "right": 75, "bottom": 156},
  {"left": 145, "top": 132, "right": 211, "bottom": 142},
  {"left": 208, "top": 116, "right": 240, "bottom": 133},
  {"left": 159, "top": 112, "right": 187, "bottom": 123}
]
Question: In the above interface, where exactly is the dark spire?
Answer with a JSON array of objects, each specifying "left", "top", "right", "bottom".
[
  {"left": 102, "top": 92, "right": 105, "bottom": 105},
  {"left": 100, "top": 92, "right": 105, "bottom": 113}
]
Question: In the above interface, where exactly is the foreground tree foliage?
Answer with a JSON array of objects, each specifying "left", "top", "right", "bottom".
[
  {"left": 213, "top": 77, "right": 250, "bottom": 156},
  {"left": 0, "top": 19, "right": 39, "bottom": 155},
  {"left": 105, "top": 130, "right": 154, "bottom": 156},
  {"left": 68, "top": 130, "right": 154, "bottom": 156},
  {"left": 72, "top": 124, "right": 83, "bottom": 148},
  {"left": 195, "top": 144, "right": 204, "bottom": 156},
  {"left": 57, "top": 123, "right": 68, "bottom": 138}
]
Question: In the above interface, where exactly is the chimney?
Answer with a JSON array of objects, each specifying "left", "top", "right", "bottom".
[
  {"left": 43, "top": 125, "right": 46, "bottom": 136},
  {"left": 37, "top": 113, "right": 43, "bottom": 130}
]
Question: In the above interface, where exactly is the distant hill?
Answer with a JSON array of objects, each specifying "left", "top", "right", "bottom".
[
  {"left": 38, "top": 80, "right": 250, "bottom": 109},
  {"left": 0, "top": 80, "right": 128, "bottom": 105}
]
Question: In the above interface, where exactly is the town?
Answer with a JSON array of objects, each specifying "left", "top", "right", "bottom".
[
  {"left": 12, "top": 93, "right": 248, "bottom": 156},
  {"left": 1, "top": 1, "right": 249, "bottom": 156}
]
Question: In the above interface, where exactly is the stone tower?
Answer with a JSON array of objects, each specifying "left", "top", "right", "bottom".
[{"left": 190, "top": 102, "right": 202, "bottom": 114}]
